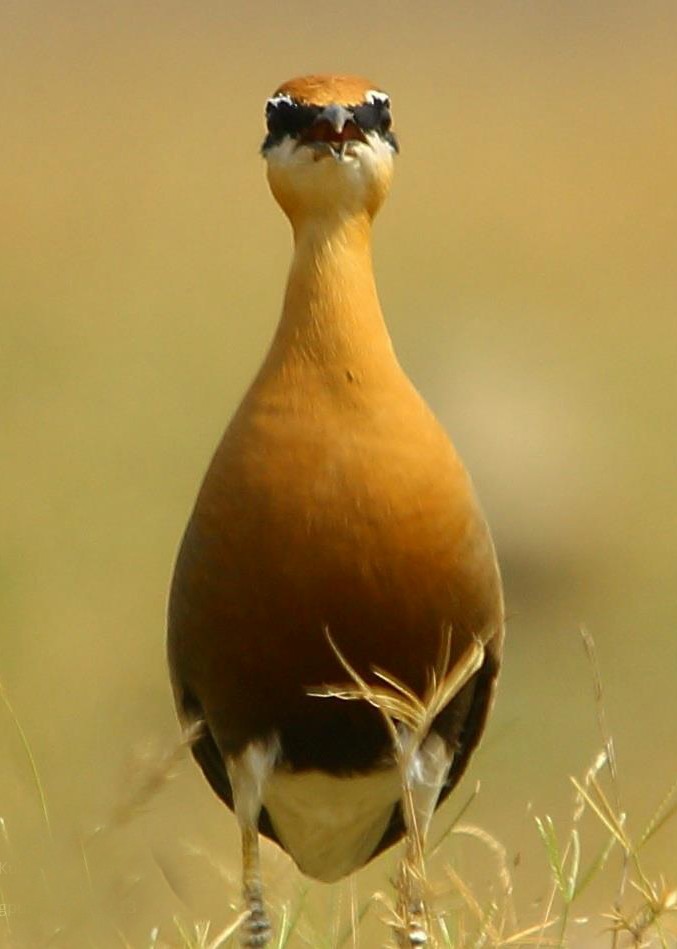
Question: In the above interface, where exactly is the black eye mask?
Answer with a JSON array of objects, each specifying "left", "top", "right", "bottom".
[
  {"left": 261, "top": 98, "right": 399, "bottom": 154},
  {"left": 264, "top": 100, "right": 321, "bottom": 145}
]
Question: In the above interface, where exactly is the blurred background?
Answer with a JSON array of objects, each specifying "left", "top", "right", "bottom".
[{"left": 2, "top": 1, "right": 676, "bottom": 945}]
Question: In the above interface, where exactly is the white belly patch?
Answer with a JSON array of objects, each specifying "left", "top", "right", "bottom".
[{"left": 263, "top": 766, "right": 401, "bottom": 882}]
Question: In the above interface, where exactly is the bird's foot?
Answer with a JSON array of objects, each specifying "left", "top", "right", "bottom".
[
  {"left": 393, "top": 894, "right": 430, "bottom": 946},
  {"left": 239, "top": 887, "right": 272, "bottom": 947},
  {"left": 400, "top": 920, "right": 429, "bottom": 946}
]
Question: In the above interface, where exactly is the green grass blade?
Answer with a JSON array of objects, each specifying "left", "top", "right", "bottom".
[{"left": 0, "top": 678, "right": 51, "bottom": 836}]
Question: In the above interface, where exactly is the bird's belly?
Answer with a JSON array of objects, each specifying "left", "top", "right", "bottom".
[{"left": 262, "top": 765, "right": 401, "bottom": 882}]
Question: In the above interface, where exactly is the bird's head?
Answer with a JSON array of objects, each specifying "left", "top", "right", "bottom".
[{"left": 262, "top": 74, "right": 398, "bottom": 226}]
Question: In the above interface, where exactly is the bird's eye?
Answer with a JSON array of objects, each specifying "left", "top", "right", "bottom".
[
  {"left": 352, "top": 101, "right": 397, "bottom": 151},
  {"left": 263, "top": 97, "right": 320, "bottom": 151},
  {"left": 353, "top": 102, "right": 385, "bottom": 132},
  {"left": 352, "top": 104, "right": 371, "bottom": 131}
]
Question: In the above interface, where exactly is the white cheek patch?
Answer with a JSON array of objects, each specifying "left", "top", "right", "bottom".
[
  {"left": 267, "top": 133, "right": 391, "bottom": 174},
  {"left": 266, "top": 135, "right": 327, "bottom": 182},
  {"left": 265, "top": 136, "right": 299, "bottom": 164},
  {"left": 265, "top": 130, "right": 394, "bottom": 217},
  {"left": 363, "top": 130, "right": 397, "bottom": 163}
]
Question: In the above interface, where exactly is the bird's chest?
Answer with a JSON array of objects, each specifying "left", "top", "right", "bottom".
[
  {"left": 190, "top": 394, "right": 488, "bottom": 667},
  {"left": 212, "top": 398, "right": 471, "bottom": 581}
]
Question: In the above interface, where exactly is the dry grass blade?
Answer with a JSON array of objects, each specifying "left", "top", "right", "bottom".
[
  {"left": 452, "top": 823, "right": 515, "bottom": 932},
  {"left": 88, "top": 721, "right": 203, "bottom": 841},
  {"left": 335, "top": 883, "right": 375, "bottom": 947},
  {"left": 173, "top": 914, "right": 249, "bottom": 949},
  {"left": 309, "top": 628, "right": 485, "bottom": 751},
  {"left": 206, "top": 911, "right": 250, "bottom": 948},
  {"left": 446, "top": 866, "right": 501, "bottom": 944},
  {"left": 579, "top": 629, "right": 620, "bottom": 802},
  {"left": 500, "top": 920, "right": 561, "bottom": 947},
  {"left": 572, "top": 749, "right": 608, "bottom": 823},
  {"left": 430, "top": 781, "right": 481, "bottom": 858},
  {"left": 571, "top": 760, "right": 677, "bottom": 947},
  {"left": 629, "top": 878, "right": 677, "bottom": 947},
  {"left": 276, "top": 888, "right": 309, "bottom": 949},
  {"left": 444, "top": 863, "right": 559, "bottom": 947},
  {"left": 307, "top": 628, "right": 400, "bottom": 745},
  {"left": 603, "top": 879, "right": 677, "bottom": 948},
  {"left": 569, "top": 777, "right": 631, "bottom": 853},
  {"left": 579, "top": 626, "right": 629, "bottom": 949},
  {"left": 181, "top": 839, "right": 239, "bottom": 892}
]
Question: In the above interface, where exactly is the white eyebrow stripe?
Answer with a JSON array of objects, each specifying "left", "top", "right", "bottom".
[
  {"left": 365, "top": 89, "right": 390, "bottom": 106},
  {"left": 267, "top": 93, "right": 295, "bottom": 109}
]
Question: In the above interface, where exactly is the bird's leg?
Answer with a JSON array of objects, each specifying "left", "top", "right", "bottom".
[
  {"left": 394, "top": 730, "right": 454, "bottom": 948},
  {"left": 226, "top": 739, "right": 278, "bottom": 948},
  {"left": 239, "top": 823, "right": 269, "bottom": 947}
]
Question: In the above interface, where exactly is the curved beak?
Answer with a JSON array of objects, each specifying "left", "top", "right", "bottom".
[
  {"left": 299, "top": 104, "right": 367, "bottom": 161},
  {"left": 315, "top": 104, "right": 354, "bottom": 134}
]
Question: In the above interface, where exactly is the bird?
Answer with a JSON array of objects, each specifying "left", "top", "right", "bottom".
[{"left": 168, "top": 73, "right": 504, "bottom": 947}]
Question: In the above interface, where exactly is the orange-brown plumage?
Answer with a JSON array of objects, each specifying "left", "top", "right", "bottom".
[
  {"left": 274, "top": 73, "right": 377, "bottom": 106},
  {"left": 168, "top": 74, "right": 503, "bottom": 941}
]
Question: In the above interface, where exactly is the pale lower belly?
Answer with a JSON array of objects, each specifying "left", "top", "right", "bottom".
[{"left": 262, "top": 765, "right": 401, "bottom": 882}]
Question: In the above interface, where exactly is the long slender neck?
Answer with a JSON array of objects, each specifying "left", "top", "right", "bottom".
[{"left": 266, "top": 210, "right": 396, "bottom": 370}]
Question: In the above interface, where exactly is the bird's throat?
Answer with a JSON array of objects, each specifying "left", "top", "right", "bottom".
[{"left": 270, "top": 211, "right": 396, "bottom": 370}]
